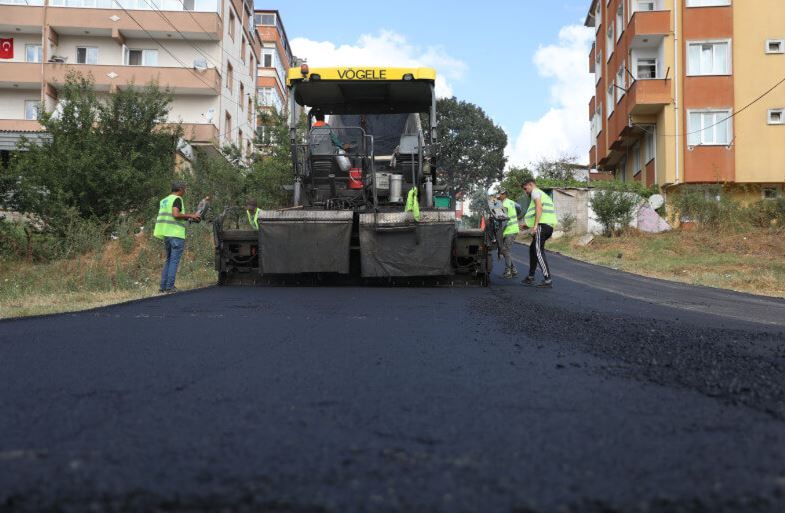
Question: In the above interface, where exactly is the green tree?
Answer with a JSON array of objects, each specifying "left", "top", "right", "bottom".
[
  {"left": 245, "top": 107, "right": 304, "bottom": 208},
  {"left": 430, "top": 97, "right": 507, "bottom": 196},
  {"left": 8, "top": 72, "right": 179, "bottom": 225}
]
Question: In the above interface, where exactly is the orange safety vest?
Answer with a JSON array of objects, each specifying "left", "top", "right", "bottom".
[{"left": 313, "top": 120, "right": 327, "bottom": 127}]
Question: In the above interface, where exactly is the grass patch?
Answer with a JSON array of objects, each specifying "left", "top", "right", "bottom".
[
  {"left": 549, "top": 228, "right": 785, "bottom": 298},
  {"left": 0, "top": 224, "right": 216, "bottom": 319}
]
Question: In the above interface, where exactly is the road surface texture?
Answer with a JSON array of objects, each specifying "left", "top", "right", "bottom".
[{"left": 2, "top": 243, "right": 785, "bottom": 513}]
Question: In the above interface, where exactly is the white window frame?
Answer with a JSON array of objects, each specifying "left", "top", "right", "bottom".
[
  {"left": 615, "top": 2, "right": 625, "bottom": 41},
  {"left": 76, "top": 46, "right": 98, "bottom": 65},
  {"left": 595, "top": 50, "right": 603, "bottom": 83},
  {"left": 607, "top": 84, "right": 615, "bottom": 117},
  {"left": 766, "top": 39, "right": 785, "bottom": 54},
  {"left": 606, "top": 25, "right": 614, "bottom": 61},
  {"left": 632, "top": 0, "right": 658, "bottom": 14},
  {"left": 686, "top": 39, "right": 732, "bottom": 76},
  {"left": 24, "top": 100, "right": 39, "bottom": 121},
  {"left": 636, "top": 57, "right": 657, "bottom": 79},
  {"left": 768, "top": 109, "right": 785, "bottom": 125},
  {"left": 686, "top": 0, "right": 731, "bottom": 6},
  {"left": 125, "top": 48, "right": 158, "bottom": 66},
  {"left": 25, "top": 44, "right": 42, "bottom": 63},
  {"left": 595, "top": 1, "right": 602, "bottom": 33},
  {"left": 632, "top": 141, "right": 641, "bottom": 174},
  {"left": 687, "top": 109, "right": 733, "bottom": 147},
  {"left": 644, "top": 127, "right": 656, "bottom": 163}
]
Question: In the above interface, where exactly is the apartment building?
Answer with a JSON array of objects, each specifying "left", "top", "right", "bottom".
[
  {"left": 0, "top": 0, "right": 260, "bottom": 161},
  {"left": 586, "top": 0, "right": 785, "bottom": 200},
  {"left": 254, "top": 9, "right": 292, "bottom": 115}
]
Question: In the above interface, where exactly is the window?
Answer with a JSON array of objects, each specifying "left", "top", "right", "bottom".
[
  {"left": 766, "top": 40, "right": 785, "bottom": 54},
  {"left": 763, "top": 187, "right": 780, "bottom": 200},
  {"left": 228, "top": 10, "right": 235, "bottom": 40},
  {"left": 239, "top": 83, "right": 244, "bottom": 108},
  {"left": 241, "top": 36, "right": 246, "bottom": 65},
  {"left": 632, "top": 142, "right": 641, "bottom": 173},
  {"left": 25, "top": 44, "right": 42, "bottom": 63},
  {"left": 616, "top": 64, "right": 626, "bottom": 102},
  {"left": 637, "top": 57, "right": 657, "bottom": 79},
  {"left": 249, "top": 55, "right": 254, "bottom": 73},
  {"left": 595, "top": 1, "right": 601, "bottom": 33},
  {"left": 769, "top": 109, "right": 784, "bottom": 125},
  {"left": 606, "top": 25, "right": 614, "bottom": 60},
  {"left": 24, "top": 100, "right": 39, "bottom": 121},
  {"left": 238, "top": 129, "right": 243, "bottom": 151},
  {"left": 76, "top": 46, "right": 98, "bottom": 65},
  {"left": 255, "top": 13, "right": 275, "bottom": 26},
  {"left": 634, "top": 0, "right": 656, "bottom": 12},
  {"left": 687, "top": 110, "right": 732, "bottom": 146},
  {"left": 596, "top": 104, "right": 603, "bottom": 130},
  {"left": 224, "top": 112, "right": 232, "bottom": 142},
  {"left": 686, "top": 0, "right": 731, "bottom": 6},
  {"left": 595, "top": 50, "right": 603, "bottom": 83},
  {"left": 226, "top": 62, "right": 233, "bottom": 90},
  {"left": 687, "top": 41, "right": 730, "bottom": 75},
  {"left": 126, "top": 49, "right": 158, "bottom": 66},
  {"left": 607, "top": 85, "right": 615, "bottom": 116},
  {"left": 262, "top": 48, "right": 273, "bottom": 68},
  {"left": 644, "top": 127, "right": 655, "bottom": 162},
  {"left": 615, "top": 3, "right": 624, "bottom": 40}
]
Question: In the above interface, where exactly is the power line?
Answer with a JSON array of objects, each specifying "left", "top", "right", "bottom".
[{"left": 630, "top": 73, "right": 785, "bottom": 139}]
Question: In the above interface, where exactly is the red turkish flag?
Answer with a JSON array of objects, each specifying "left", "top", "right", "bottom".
[{"left": 0, "top": 38, "right": 13, "bottom": 59}]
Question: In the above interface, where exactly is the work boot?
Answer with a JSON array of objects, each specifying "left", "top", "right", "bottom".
[
  {"left": 502, "top": 269, "right": 514, "bottom": 279},
  {"left": 536, "top": 278, "right": 553, "bottom": 288},
  {"left": 521, "top": 275, "right": 535, "bottom": 286}
]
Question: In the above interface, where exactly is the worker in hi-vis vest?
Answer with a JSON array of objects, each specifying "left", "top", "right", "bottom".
[
  {"left": 521, "top": 178, "right": 557, "bottom": 288},
  {"left": 244, "top": 197, "right": 261, "bottom": 230},
  {"left": 497, "top": 189, "right": 522, "bottom": 279},
  {"left": 153, "top": 182, "right": 202, "bottom": 293}
]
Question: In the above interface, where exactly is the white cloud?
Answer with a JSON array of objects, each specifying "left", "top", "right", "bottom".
[
  {"left": 290, "top": 30, "right": 466, "bottom": 98},
  {"left": 507, "top": 25, "right": 595, "bottom": 168}
]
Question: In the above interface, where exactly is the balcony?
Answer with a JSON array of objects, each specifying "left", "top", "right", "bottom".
[
  {"left": 0, "top": 4, "right": 44, "bottom": 31},
  {"left": 588, "top": 96, "right": 596, "bottom": 120},
  {"left": 627, "top": 10, "right": 670, "bottom": 45},
  {"left": 45, "top": 63, "right": 221, "bottom": 95},
  {"left": 0, "top": 62, "right": 43, "bottom": 89},
  {"left": 627, "top": 79, "right": 671, "bottom": 115},
  {"left": 179, "top": 123, "right": 218, "bottom": 145},
  {"left": 46, "top": 6, "right": 221, "bottom": 41}
]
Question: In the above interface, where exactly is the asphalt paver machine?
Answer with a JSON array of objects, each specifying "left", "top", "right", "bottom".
[{"left": 214, "top": 66, "right": 490, "bottom": 286}]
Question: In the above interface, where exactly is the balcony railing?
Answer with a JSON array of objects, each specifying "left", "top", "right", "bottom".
[
  {"left": 627, "top": 78, "right": 671, "bottom": 115},
  {"left": 45, "top": 63, "right": 221, "bottom": 94}
]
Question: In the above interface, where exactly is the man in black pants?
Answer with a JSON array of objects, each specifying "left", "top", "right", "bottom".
[{"left": 520, "top": 178, "right": 557, "bottom": 288}]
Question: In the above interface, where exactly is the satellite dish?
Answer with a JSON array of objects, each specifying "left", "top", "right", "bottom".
[
  {"left": 201, "top": 108, "right": 215, "bottom": 123},
  {"left": 648, "top": 194, "right": 664, "bottom": 210}
]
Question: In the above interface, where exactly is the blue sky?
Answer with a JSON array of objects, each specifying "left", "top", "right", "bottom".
[{"left": 255, "top": 0, "right": 595, "bottom": 167}]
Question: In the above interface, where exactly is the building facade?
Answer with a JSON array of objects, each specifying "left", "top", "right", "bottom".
[
  {"left": 0, "top": 0, "right": 260, "bottom": 161},
  {"left": 254, "top": 9, "right": 292, "bottom": 116},
  {"left": 586, "top": 0, "right": 785, "bottom": 200}
]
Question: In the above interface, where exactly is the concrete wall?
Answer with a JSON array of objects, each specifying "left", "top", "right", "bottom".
[{"left": 733, "top": 0, "right": 785, "bottom": 184}]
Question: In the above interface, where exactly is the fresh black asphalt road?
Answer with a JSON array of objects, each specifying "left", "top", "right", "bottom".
[{"left": 2, "top": 243, "right": 785, "bottom": 513}]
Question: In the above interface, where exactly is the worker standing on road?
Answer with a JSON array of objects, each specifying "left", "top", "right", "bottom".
[
  {"left": 154, "top": 182, "right": 201, "bottom": 294},
  {"left": 244, "top": 197, "right": 261, "bottom": 230},
  {"left": 521, "top": 178, "right": 557, "bottom": 288},
  {"left": 498, "top": 189, "right": 522, "bottom": 279}
]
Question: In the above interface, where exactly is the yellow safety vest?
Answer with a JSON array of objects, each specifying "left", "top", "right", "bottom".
[
  {"left": 154, "top": 194, "right": 187, "bottom": 240},
  {"left": 502, "top": 198, "right": 519, "bottom": 237},
  {"left": 246, "top": 208, "right": 261, "bottom": 230},
  {"left": 524, "top": 188, "right": 557, "bottom": 228}
]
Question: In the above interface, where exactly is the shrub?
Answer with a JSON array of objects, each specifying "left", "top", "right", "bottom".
[
  {"left": 589, "top": 181, "right": 643, "bottom": 236},
  {"left": 669, "top": 185, "right": 745, "bottom": 231},
  {"left": 747, "top": 198, "right": 785, "bottom": 228},
  {"left": 559, "top": 213, "right": 577, "bottom": 234}
]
